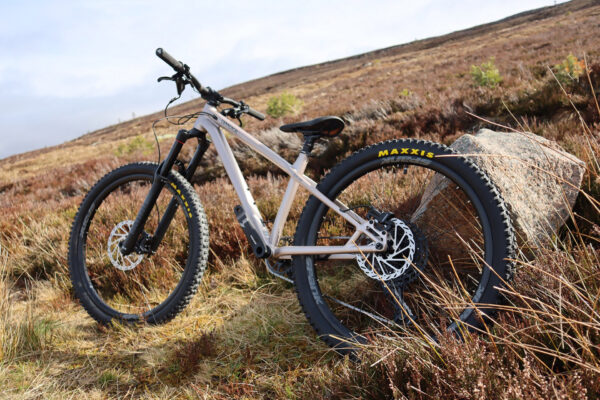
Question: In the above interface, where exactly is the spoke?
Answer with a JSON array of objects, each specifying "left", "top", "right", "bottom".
[
  {"left": 425, "top": 226, "right": 460, "bottom": 242},
  {"left": 386, "top": 284, "right": 416, "bottom": 323},
  {"left": 324, "top": 294, "right": 398, "bottom": 327},
  {"left": 131, "top": 272, "right": 154, "bottom": 316}
]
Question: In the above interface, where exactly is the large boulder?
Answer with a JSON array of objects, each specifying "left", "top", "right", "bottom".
[{"left": 413, "top": 129, "right": 585, "bottom": 248}]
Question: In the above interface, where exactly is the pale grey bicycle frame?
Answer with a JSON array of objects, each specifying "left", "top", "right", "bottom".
[{"left": 193, "top": 104, "right": 388, "bottom": 260}]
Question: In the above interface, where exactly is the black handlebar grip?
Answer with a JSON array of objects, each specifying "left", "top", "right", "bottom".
[
  {"left": 247, "top": 107, "right": 266, "bottom": 121},
  {"left": 189, "top": 75, "right": 205, "bottom": 94},
  {"left": 156, "top": 48, "right": 184, "bottom": 73}
]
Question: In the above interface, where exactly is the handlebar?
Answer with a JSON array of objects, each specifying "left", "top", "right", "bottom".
[
  {"left": 156, "top": 47, "right": 207, "bottom": 97},
  {"left": 156, "top": 47, "right": 264, "bottom": 121},
  {"left": 221, "top": 97, "right": 266, "bottom": 121},
  {"left": 246, "top": 107, "right": 265, "bottom": 121},
  {"left": 155, "top": 48, "right": 184, "bottom": 73}
]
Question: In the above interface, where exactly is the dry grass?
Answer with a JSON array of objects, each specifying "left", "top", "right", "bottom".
[{"left": 0, "top": 0, "right": 599, "bottom": 398}]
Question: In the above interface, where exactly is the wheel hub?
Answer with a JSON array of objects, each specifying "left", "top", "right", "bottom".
[
  {"left": 356, "top": 218, "right": 416, "bottom": 281},
  {"left": 107, "top": 220, "right": 144, "bottom": 271}
]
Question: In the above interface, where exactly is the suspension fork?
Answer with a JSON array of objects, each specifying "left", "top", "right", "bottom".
[
  {"left": 119, "top": 128, "right": 209, "bottom": 255},
  {"left": 148, "top": 131, "right": 210, "bottom": 252}
]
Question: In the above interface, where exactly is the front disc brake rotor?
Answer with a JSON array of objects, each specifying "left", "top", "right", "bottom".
[
  {"left": 356, "top": 218, "right": 416, "bottom": 281},
  {"left": 107, "top": 220, "right": 144, "bottom": 271}
]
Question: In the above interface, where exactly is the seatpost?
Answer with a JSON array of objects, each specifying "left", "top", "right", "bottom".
[{"left": 301, "top": 134, "right": 320, "bottom": 154}]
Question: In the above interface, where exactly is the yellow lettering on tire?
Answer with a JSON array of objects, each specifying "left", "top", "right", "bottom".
[
  {"left": 377, "top": 147, "right": 436, "bottom": 159},
  {"left": 169, "top": 182, "right": 193, "bottom": 219}
]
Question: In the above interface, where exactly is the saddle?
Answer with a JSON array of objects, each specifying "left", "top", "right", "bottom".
[{"left": 280, "top": 116, "right": 344, "bottom": 138}]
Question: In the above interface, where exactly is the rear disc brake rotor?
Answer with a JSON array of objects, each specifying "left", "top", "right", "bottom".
[{"left": 356, "top": 218, "right": 416, "bottom": 281}]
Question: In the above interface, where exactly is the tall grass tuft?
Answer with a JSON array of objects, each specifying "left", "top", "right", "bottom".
[
  {"left": 326, "top": 62, "right": 600, "bottom": 399},
  {"left": 0, "top": 247, "right": 55, "bottom": 363}
]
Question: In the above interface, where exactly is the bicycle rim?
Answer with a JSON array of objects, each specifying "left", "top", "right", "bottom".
[{"left": 306, "top": 158, "right": 493, "bottom": 338}]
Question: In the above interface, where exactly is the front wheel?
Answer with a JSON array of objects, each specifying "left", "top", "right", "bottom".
[
  {"left": 68, "top": 162, "right": 209, "bottom": 325},
  {"left": 293, "top": 139, "right": 515, "bottom": 354}
]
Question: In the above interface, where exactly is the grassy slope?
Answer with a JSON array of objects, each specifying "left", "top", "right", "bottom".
[{"left": 1, "top": 0, "right": 600, "bottom": 398}]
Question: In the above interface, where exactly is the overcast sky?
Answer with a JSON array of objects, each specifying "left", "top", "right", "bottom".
[{"left": 0, "top": 0, "right": 565, "bottom": 160}]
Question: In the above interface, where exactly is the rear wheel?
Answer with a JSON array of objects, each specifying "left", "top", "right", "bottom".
[
  {"left": 68, "top": 162, "right": 209, "bottom": 325},
  {"left": 292, "top": 139, "right": 515, "bottom": 354}
]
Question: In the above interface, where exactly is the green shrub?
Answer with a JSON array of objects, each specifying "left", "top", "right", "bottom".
[
  {"left": 554, "top": 54, "right": 586, "bottom": 84},
  {"left": 399, "top": 88, "right": 412, "bottom": 97},
  {"left": 266, "top": 92, "right": 303, "bottom": 118},
  {"left": 470, "top": 57, "right": 502, "bottom": 88},
  {"left": 115, "top": 135, "right": 154, "bottom": 156}
]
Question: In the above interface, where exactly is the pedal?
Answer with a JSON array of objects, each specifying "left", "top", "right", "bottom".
[{"left": 234, "top": 205, "right": 271, "bottom": 258}]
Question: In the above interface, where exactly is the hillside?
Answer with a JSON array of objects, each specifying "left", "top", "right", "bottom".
[
  {"left": 1, "top": 0, "right": 600, "bottom": 398},
  {"left": 1, "top": 0, "right": 598, "bottom": 181}
]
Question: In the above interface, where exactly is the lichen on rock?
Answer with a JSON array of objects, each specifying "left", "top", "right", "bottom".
[{"left": 414, "top": 129, "right": 585, "bottom": 249}]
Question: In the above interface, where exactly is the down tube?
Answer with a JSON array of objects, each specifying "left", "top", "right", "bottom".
[{"left": 201, "top": 125, "right": 269, "bottom": 244}]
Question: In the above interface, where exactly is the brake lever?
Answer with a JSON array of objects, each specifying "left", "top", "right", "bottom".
[
  {"left": 176, "top": 78, "right": 186, "bottom": 95},
  {"left": 157, "top": 71, "right": 188, "bottom": 95},
  {"left": 159, "top": 71, "right": 180, "bottom": 82}
]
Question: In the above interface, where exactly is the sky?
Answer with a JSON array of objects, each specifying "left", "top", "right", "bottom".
[{"left": 0, "top": 0, "right": 566, "bottom": 160}]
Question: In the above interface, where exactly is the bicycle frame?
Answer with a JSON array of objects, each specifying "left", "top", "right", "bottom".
[
  {"left": 195, "top": 104, "right": 387, "bottom": 259},
  {"left": 122, "top": 103, "right": 388, "bottom": 260}
]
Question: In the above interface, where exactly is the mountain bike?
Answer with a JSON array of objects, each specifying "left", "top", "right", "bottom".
[{"left": 68, "top": 48, "right": 516, "bottom": 355}]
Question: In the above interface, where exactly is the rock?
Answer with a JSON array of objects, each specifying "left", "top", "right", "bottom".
[
  {"left": 411, "top": 173, "right": 484, "bottom": 263},
  {"left": 413, "top": 129, "right": 586, "bottom": 248}
]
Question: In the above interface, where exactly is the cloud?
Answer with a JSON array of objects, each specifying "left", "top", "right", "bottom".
[{"left": 0, "top": 0, "right": 563, "bottom": 159}]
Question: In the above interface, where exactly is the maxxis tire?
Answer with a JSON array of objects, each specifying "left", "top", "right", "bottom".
[
  {"left": 68, "top": 162, "right": 209, "bottom": 325},
  {"left": 292, "top": 139, "right": 516, "bottom": 355}
]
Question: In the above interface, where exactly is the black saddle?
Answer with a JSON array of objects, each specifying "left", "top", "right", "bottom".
[{"left": 280, "top": 116, "right": 344, "bottom": 137}]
